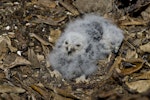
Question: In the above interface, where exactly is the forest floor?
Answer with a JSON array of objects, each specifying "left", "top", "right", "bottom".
[{"left": 0, "top": 0, "right": 150, "bottom": 100}]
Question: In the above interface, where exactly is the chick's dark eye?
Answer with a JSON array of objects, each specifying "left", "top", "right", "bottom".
[
  {"left": 65, "top": 41, "right": 68, "bottom": 44},
  {"left": 76, "top": 44, "right": 81, "bottom": 47}
]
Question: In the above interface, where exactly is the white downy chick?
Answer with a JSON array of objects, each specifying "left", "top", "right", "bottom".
[{"left": 48, "top": 14, "right": 124, "bottom": 80}]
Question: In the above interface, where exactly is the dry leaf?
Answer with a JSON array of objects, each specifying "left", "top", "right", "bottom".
[
  {"left": 120, "top": 16, "right": 147, "bottom": 26},
  {"left": 29, "top": 33, "right": 52, "bottom": 46},
  {"left": 36, "top": 54, "right": 45, "bottom": 62},
  {"left": 132, "top": 71, "right": 150, "bottom": 80},
  {"left": 0, "top": 40, "right": 9, "bottom": 60},
  {"left": 59, "top": 1, "right": 79, "bottom": 16},
  {"left": 46, "top": 84, "right": 74, "bottom": 100},
  {"left": 33, "top": 15, "right": 67, "bottom": 26},
  {"left": 34, "top": 0, "right": 56, "bottom": 8},
  {"left": 41, "top": 45, "right": 51, "bottom": 56},
  {"left": 75, "top": 75, "right": 89, "bottom": 83},
  {"left": 47, "top": 69, "right": 62, "bottom": 78},
  {"left": 10, "top": 93, "right": 21, "bottom": 100},
  {"left": 140, "top": 42, "right": 150, "bottom": 53},
  {"left": 120, "top": 20, "right": 147, "bottom": 26},
  {"left": 132, "top": 38, "right": 142, "bottom": 46},
  {"left": 0, "top": 35, "right": 17, "bottom": 53},
  {"left": 54, "top": 86, "right": 77, "bottom": 99},
  {"left": 1, "top": 93, "right": 11, "bottom": 100},
  {"left": 95, "top": 89, "right": 120, "bottom": 99},
  {"left": 31, "top": 85, "right": 50, "bottom": 99},
  {"left": 126, "top": 80, "right": 150, "bottom": 93},
  {"left": 49, "top": 29, "right": 61, "bottom": 43},
  {"left": 0, "top": 73, "right": 5, "bottom": 80},
  {"left": 120, "top": 58, "right": 144, "bottom": 75},
  {"left": 73, "top": 0, "right": 112, "bottom": 15},
  {"left": 141, "top": 6, "right": 150, "bottom": 20},
  {"left": 126, "top": 50, "right": 138, "bottom": 59},
  {"left": 0, "top": 85, "right": 25, "bottom": 93},
  {"left": 52, "top": 92, "right": 73, "bottom": 100},
  {"left": 0, "top": 54, "right": 31, "bottom": 70},
  {"left": 106, "top": 56, "right": 122, "bottom": 80},
  {"left": 28, "top": 48, "right": 41, "bottom": 68},
  {"left": 8, "top": 32, "right": 16, "bottom": 38}
]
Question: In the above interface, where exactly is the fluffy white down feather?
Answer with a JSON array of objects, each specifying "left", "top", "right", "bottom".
[{"left": 48, "top": 14, "right": 124, "bottom": 79}]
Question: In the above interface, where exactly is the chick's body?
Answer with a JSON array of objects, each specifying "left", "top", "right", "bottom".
[{"left": 48, "top": 14, "right": 124, "bottom": 79}]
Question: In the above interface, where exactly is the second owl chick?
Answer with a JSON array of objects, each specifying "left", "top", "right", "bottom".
[{"left": 48, "top": 14, "right": 124, "bottom": 80}]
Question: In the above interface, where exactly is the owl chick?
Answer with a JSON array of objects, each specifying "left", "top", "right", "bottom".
[{"left": 48, "top": 14, "right": 124, "bottom": 80}]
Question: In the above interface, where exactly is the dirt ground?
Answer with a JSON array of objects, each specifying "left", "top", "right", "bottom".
[{"left": 0, "top": 0, "right": 150, "bottom": 100}]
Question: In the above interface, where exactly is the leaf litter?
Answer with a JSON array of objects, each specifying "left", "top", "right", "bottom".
[{"left": 0, "top": 0, "right": 150, "bottom": 99}]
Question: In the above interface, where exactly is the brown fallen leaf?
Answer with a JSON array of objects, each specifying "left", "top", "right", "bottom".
[
  {"left": 8, "top": 32, "right": 16, "bottom": 38},
  {"left": 1, "top": 93, "right": 12, "bottom": 100},
  {"left": 47, "top": 82, "right": 94, "bottom": 99},
  {"left": 0, "top": 40, "right": 9, "bottom": 60},
  {"left": 36, "top": 53, "right": 45, "bottom": 62},
  {"left": 29, "top": 33, "right": 53, "bottom": 47},
  {"left": 105, "top": 56, "right": 123, "bottom": 80},
  {"left": 132, "top": 71, "right": 150, "bottom": 80},
  {"left": 127, "top": 0, "right": 150, "bottom": 15},
  {"left": 28, "top": 48, "right": 41, "bottom": 68},
  {"left": 0, "top": 85, "right": 25, "bottom": 93},
  {"left": 75, "top": 75, "right": 89, "bottom": 83},
  {"left": 124, "top": 39, "right": 136, "bottom": 51},
  {"left": 95, "top": 89, "right": 119, "bottom": 99},
  {"left": 140, "top": 42, "right": 150, "bottom": 53},
  {"left": 141, "top": 5, "right": 150, "bottom": 20},
  {"left": 120, "top": 20, "right": 147, "bottom": 26},
  {"left": 53, "top": 86, "right": 77, "bottom": 99},
  {"left": 73, "top": 0, "right": 112, "bottom": 16},
  {"left": 49, "top": 28, "right": 61, "bottom": 43},
  {"left": 52, "top": 92, "right": 73, "bottom": 100},
  {"left": 47, "top": 84, "right": 78, "bottom": 99},
  {"left": 12, "top": 76, "right": 39, "bottom": 99},
  {"left": 0, "top": 35, "right": 17, "bottom": 52},
  {"left": 10, "top": 93, "right": 21, "bottom": 100},
  {"left": 126, "top": 80, "right": 150, "bottom": 93},
  {"left": 41, "top": 45, "right": 51, "bottom": 56},
  {"left": 59, "top": 0, "right": 79, "bottom": 16},
  {"left": 52, "top": 15, "right": 67, "bottom": 23},
  {"left": 0, "top": 72, "right": 6, "bottom": 79},
  {"left": 33, "top": 0, "right": 57, "bottom": 8},
  {"left": 53, "top": 86, "right": 91, "bottom": 100},
  {"left": 33, "top": 15, "right": 67, "bottom": 26},
  {"left": 47, "top": 69, "right": 62, "bottom": 78},
  {"left": 120, "top": 58, "right": 144, "bottom": 75},
  {"left": 31, "top": 85, "right": 51, "bottom": 99},
  {"left": 119, "top": 16, "right": 147, "bottom": 26},
  {"left": 0, "top": 54, "right": 31, "bottom": 70},
  {"left": 126, "top": 49, "right": 138, "bottom": 59}
]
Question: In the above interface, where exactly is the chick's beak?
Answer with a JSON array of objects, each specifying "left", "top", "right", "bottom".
[{"left": 67, "top": 46, "right": 75, "bottom": 55}]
